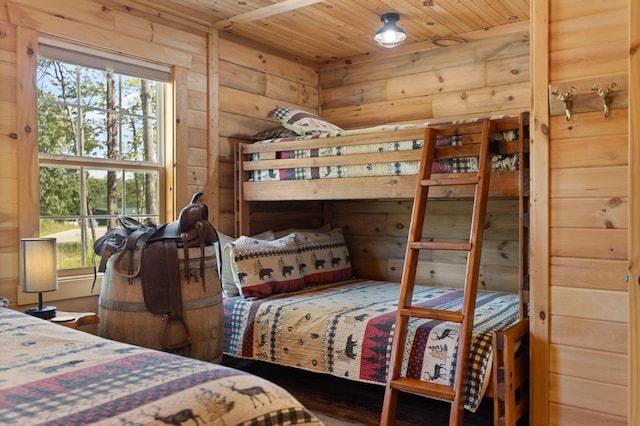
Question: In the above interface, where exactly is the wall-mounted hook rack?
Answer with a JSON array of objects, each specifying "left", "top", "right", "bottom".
[{"left": 548, "top": 74, "right": 627, "bottom": 120}]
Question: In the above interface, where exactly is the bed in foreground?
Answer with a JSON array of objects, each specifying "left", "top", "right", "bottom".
[{"left": 0, "top": 307, "right": 322, "bottom": 426}]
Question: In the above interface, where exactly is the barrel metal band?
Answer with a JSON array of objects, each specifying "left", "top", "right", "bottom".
[{"left": 99, "top": 292, "right": 222, "bottom": 313}]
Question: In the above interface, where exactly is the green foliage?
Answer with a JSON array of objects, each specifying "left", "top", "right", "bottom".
[
  {"left": 39, "top": 167, "right": 81, "bottom": 216},
  {"left": 57, "top": 241, "right": 83, "bottom": 269}
]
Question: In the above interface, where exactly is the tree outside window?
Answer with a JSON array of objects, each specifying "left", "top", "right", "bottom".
[{"left": 37, "top": 55, "right": 166, "bottom": 271}]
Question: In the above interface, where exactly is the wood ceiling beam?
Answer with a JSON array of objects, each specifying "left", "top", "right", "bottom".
[{"left": 213, "top": 0, "right": 324, "bottom": 30}]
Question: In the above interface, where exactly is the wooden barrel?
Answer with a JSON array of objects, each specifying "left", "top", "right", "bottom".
[{"left": 98, "top": 244, "right": 224, "bottom": 363}]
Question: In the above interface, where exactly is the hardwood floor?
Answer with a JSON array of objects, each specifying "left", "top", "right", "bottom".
[{"left": 222, "top": 356, "right": 513, "bottom": 425}]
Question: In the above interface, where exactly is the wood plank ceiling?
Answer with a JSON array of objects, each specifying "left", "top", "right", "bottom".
[{"left": 129, "top": 0, "right": 530, "bottom": 63}]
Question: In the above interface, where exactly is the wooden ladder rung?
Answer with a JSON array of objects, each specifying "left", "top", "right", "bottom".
[
  {"left": 409, "top": 241, "right": 472, "bottom": 251},
  {"left": 389, "top": 377, "right": 456, "bottom": 401},
  {"left": 420, "top": 177, "right": 480, "bottom": 186},
  {"left": 399, "top": 307, "right": 463, "bottom": 323}
]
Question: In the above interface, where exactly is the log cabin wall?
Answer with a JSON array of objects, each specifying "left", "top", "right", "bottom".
[
  {"left": 531, "top": 0, "right": 630, "bottom": 424},
  {"left": 318, "top": 22, "right": 530, "bottom": 128},
  {"left": 0, "top": 0, "right": 212, "bottom": 313},
  {"left": 312, "top": 23, "right": 530, "bottom": 290},
  {"left": 217, "top": 33, "right": 321, "bottom": 235}
]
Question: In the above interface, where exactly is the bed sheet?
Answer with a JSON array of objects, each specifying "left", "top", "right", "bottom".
[
  {"left": 223, "top": 279, "right": 520, "bottom": 412},
  {"left": 0, "top": 308, "right": 321, "bottom": 426}
]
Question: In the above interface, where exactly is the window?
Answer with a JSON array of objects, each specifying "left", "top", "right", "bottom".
[{"left": 37, "top": 41, "right": 171, "bottom": 274}]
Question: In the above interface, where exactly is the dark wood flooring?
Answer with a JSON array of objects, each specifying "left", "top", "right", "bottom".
[{"left": 222, "top": 356, "right": 512, "bottom": 425}]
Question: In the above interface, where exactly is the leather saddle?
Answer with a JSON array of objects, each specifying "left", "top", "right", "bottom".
[{"left": 94, "top": 192, "right": 221, "bottom": 352}]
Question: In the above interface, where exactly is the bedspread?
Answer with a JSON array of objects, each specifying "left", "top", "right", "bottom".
[
  {"left": 248, "top": 117, "right": 519, "bottom": 182},
  {"left": 223, "top": 280, "right": 520, "bottom": 412},
  {"left": 0, "top": 308, "right": 321, "bottom": 426}
]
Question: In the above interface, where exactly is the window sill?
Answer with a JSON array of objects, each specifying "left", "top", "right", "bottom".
[{"left": 17, "top": 274, "right": 103, "bottom": 305}]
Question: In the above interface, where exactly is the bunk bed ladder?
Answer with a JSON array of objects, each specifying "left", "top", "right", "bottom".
[{"left": 380, "top": 119, "right": 496, "bottom": 426}]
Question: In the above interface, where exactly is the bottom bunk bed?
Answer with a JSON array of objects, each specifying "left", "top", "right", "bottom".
[
  {"left": 0, "top": 306, "right": 322, "bottom": 426},
  {"left": 223, "top": 279, "right": 527, "bottom": 417}
]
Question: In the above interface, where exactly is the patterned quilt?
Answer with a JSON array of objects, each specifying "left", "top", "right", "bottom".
[
  {"left": 249, "top": 117, "right": 519, "bottom": 182},
  {"left": 223, "top": 280, "right": 521, "bottom": 412},
  {"left": 0, "top": 308, "right": 321, "bottom": 426}
]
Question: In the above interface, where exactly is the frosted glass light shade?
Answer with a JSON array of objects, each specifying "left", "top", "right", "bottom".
[{"left": 374, "top": 13, "right": 407, "bottom": 48}]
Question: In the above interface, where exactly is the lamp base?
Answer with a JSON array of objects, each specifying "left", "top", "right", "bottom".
[{"left": 25, "top": 305, "right": 57, "bottom": 320}]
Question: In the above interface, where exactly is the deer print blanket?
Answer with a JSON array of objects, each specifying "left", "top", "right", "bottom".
[
  {"left": 0, "top": 308, "right": 321, "bottom": 425},
  {"left": 223, "top": 280, "right": 520, "bottom": 412}
]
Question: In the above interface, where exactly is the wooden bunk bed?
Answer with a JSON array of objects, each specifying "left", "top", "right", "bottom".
[{"left": 230, "top": 113, "right": 530, "bottom": 425}]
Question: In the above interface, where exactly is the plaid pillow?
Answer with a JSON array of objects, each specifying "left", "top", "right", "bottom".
[{"left": 268, "top": 107, "right": 343, "bottom": 136}]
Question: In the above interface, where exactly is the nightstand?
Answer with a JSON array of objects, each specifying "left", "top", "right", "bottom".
[{"left": 50, "top": 311, "right": 100, "bottom": 330}]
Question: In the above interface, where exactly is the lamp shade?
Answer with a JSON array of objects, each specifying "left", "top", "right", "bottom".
[
  {"left": 374, "top": 13, "right": 407, "bottom": 48},
  {"left": 21, "top": 238, "right": 58, "bottom": 293}
]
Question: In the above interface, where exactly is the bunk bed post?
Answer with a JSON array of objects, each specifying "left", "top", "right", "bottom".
[
  {"left": 235, "top": 142, "right": 250, "bottom": 236},
  {"left": 518, "top": 111, "right": 531, "bottom": 319},
  {"left": 493, "top": 111, "right": 531, "bottom": 425}
]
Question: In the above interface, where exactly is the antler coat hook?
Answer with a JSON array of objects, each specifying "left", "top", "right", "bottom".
[
  {"left": 591, "top": 82, "right": 617, "bottom": 117},
  {"left": 551, "top": 86, "right": 577, "bottom": 121}
]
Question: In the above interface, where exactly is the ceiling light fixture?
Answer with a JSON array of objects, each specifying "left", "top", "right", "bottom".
[{"left": 374, "top": 13, "right": 407, "bottom": 48}]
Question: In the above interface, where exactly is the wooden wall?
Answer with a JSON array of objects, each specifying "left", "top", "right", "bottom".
[
  {"left": 217, "top": 33, "right": 320, "bottom": 235},
  {"left": 531, "top": 0, "right": 629, "bottom": 424},
  {"left": 316, "top": 24, "right": 529, "bottom": 291},
  {"left": 331, "top": 199, "right": 521, "bottom": 293},
  {"left": 318, "top": 22, "right": 530, "bottom": 128},
  {"left": 0, "top": 0, "right": 211, "bottom": 311}
]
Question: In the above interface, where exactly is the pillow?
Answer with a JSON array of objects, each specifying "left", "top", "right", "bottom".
[
  {"left": 249, "top": 126, "right": 299, "bottom": 141},
  {"left": 268, "top": 107, "right": 343, "bottom": 136},
  {"left": 228, "top": 234, "right": 306, "bottom": 299},
  {"left": 294, "top": 227, "right": 353, "bottom": 285},
  {"left": 273, "top": 223, "right": 332, "bottom": 239},
  {"left": 218, "top": 230, "right": 276, "bottom": 298}
]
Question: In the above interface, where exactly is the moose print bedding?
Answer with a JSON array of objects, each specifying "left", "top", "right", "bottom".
[
  {"left": 0, "top": 308, "right": 321, "bottom": 425},
  {"left": 223, "top": 279, "right": 520, "bottom": 412}
]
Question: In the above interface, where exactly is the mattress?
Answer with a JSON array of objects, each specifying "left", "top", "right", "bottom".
[
  {"left": 248, "top": 120, "right": 519, "bottom": 182},
  {"left": 223, "top": 279, "right": 521, "bottom": 412}
]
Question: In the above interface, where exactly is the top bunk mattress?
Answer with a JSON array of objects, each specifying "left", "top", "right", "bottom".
[{"left": 245, "top": 115, "right": 520, "bottom": 183}]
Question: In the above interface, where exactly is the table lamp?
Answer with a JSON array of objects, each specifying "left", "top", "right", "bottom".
[{"left": 21, "top": 238, "right": 58, "bottom": 319}]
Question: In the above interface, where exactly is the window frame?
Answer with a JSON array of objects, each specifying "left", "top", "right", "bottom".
[{"left": 17, "top": 34, "right": 175, "bottom": 304}]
